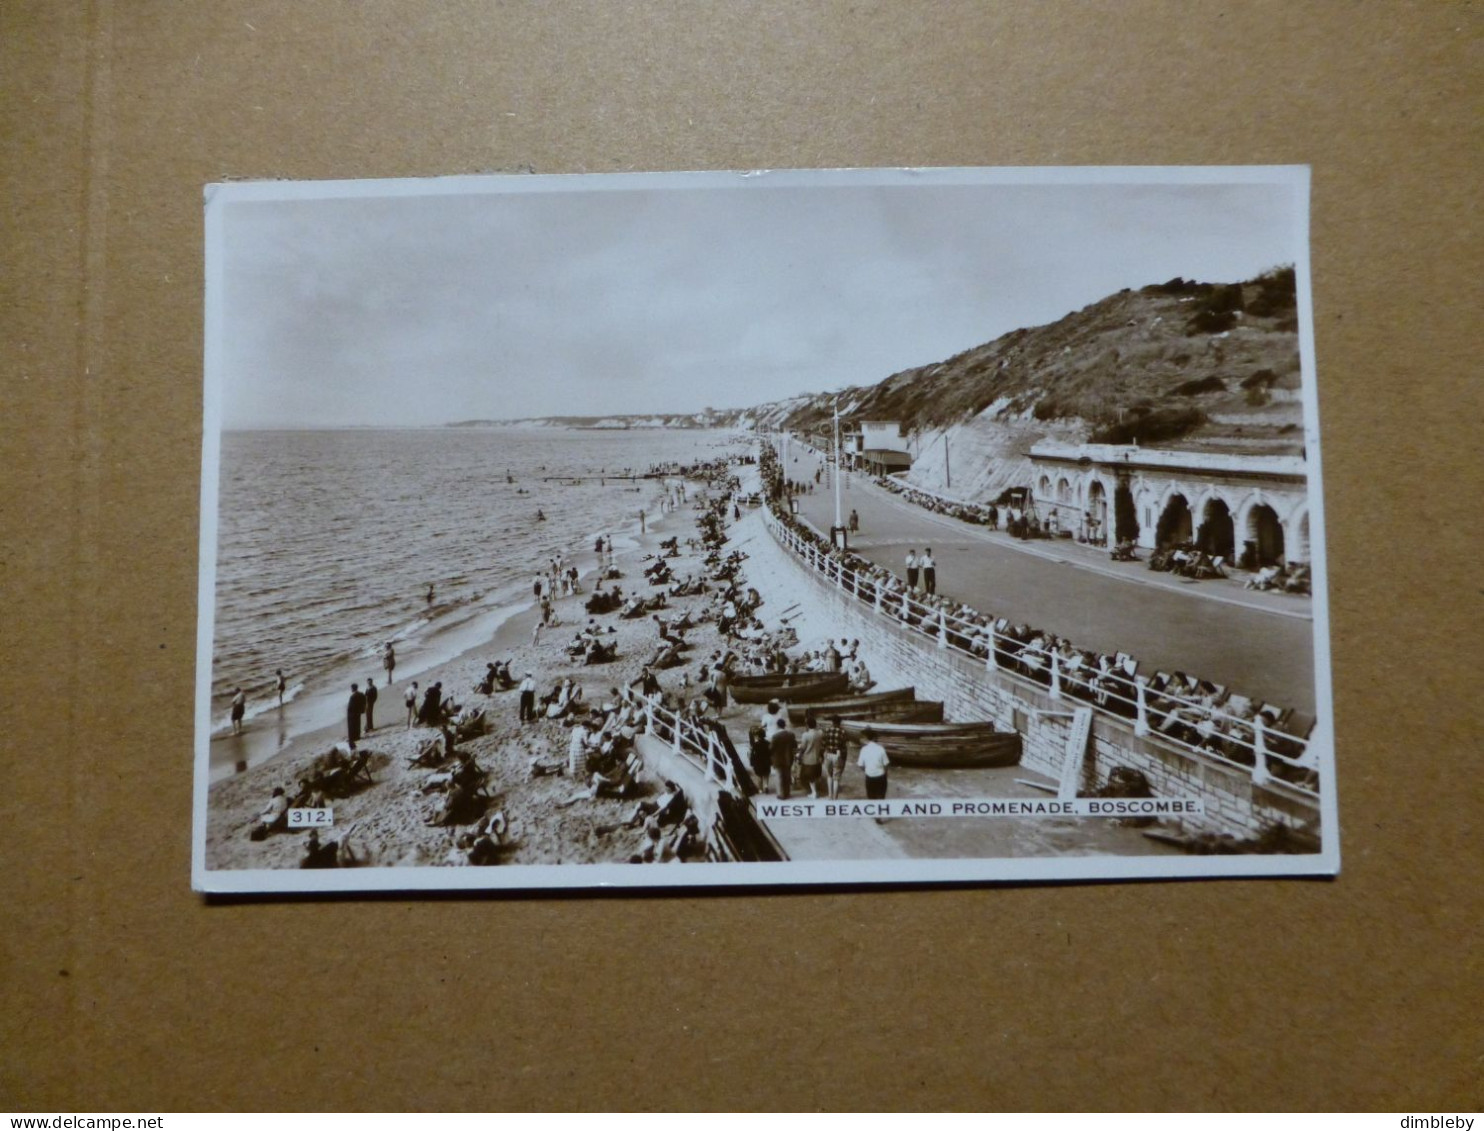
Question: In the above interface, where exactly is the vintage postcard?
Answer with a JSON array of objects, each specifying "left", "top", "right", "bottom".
[{"left": 194, "top": 166, "right": 1337, "bottom": 893}]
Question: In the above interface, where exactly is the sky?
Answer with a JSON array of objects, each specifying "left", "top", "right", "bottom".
[{"left": 214, "top": 171, "right": 1302, "bottom": 428}]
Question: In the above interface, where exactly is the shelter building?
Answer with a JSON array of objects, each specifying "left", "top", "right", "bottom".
[{"left": 1027, "top": 442, "right": 1310, "bottom": 568}]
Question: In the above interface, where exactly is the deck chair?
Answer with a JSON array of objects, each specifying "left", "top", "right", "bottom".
[
  {"left": 1284, "top": 710, "right": 1317, "bottom": 739},
  {"left": 346, "top": 749, "right": 375, "bottom": 787}
]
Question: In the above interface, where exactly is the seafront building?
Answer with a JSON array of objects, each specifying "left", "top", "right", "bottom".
[
  {"left": 1028, "top": 441, "right": 1310, "bottom": 567},
  {"left": 839, "top": 420, "right": 913, "bottom": 476}
]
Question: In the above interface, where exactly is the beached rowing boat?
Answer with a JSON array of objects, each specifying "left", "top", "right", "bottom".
[
  {"left": 783, "top": 686, "right": 913, "bottom": 720},
  {"left": 859, "top": 700, "right": 946, "bottom": 724},
  {"left": 838, "top": 719, "right": 1022, "bottom": 768},
  {"left": 728, "top": 671, "right": 851, "bottom": 704},
  {"left": 785, "top": 688, "right": 944, "bottom": 725}
]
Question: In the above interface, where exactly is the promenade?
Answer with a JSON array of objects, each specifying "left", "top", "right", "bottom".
[{"left": 780, "top": 446, "right": 1317, "bottom": 714}]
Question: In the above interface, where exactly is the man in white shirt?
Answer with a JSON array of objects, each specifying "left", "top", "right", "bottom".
[
  {"left": 404, "top": 681, "right": 419, "bottom": 729},
  {"left": 905, "top": 549, "right": 919, "bottom": 592},
  {"left": 518, "top": 672, "right": 537, "bottom": 722},
  {"left": 921, "top": 548, "right": 937, "bottom": 595},
  {"left": 857, "top": 728, "right": 890, "bottom": 799}
]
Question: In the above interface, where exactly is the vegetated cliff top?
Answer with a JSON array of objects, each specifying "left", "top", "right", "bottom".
[{"left": 766, "top": 266, "right": 1304, "bottom": 455}]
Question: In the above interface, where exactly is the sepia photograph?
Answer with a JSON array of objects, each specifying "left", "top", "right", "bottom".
[{"left": 194, "top": 166, "right": 1336, "bottom": 892}]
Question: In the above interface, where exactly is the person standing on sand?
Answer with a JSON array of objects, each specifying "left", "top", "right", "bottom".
[
  {"left": 922, "top": 547, "right": 937, "bottom": 596},
  {"left": 405, "top": 681, "right": 419, "bottom": 728},
  {"left": 518, "top": 671, "right": 536, "bottom": 722},
  {"left": 797, "top": 712, "right": 823, "bottom": 798},
  {"left": 230, "top": 687, "right": 246, "bottom": 735},
  {"left": 426, "top": 583, "right": 435, "bottom": 606},
  {"left": 346, "top": 683, "right": 365, "bottom": 749},
  {"left": 382, "top": 643, "right": 396, "bottom": 684},
  {"left": 858, "top": 728, "right": 890, "bottom": 800},
  {"left": 770, "top": 720, "right": 798, "bottom": 800},
  {"left": 822, "top": 715, "right": 847, "bottom": 800},
  {"left": 364, "top": 677, "right": 378, "bottom": 732},
  {"left": 274, "top": 670, "right": 286, "bottom": 707},
  {"left": 849, "top": 509, "right": 859, "bottom": 534},
  {"left": 905, "top": 549, "right": 919, "bottom": 592},
  {"left": 639, "top": 508, "right": 646, "bottom": 534}
]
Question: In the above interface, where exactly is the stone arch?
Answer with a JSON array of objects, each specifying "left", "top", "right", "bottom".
[
  {"left": 1156, "top": 492, "right": 1193, "bottom": 549},
  {"left": 1085, "top": 479, "right": 1109, "bottom": 545},
  {"left": 1037, "top": 473, "right": 1052, "bottom": 501},
  {"left": 1288, "top": 504, "right": 1311, "bottom": 563},
  {"left": 1056, "top": 476, "right": 1072, "bottom": 503},
  {"left": 1113, "top": 479, "right": 1139, "bottom": 545},
  {"left": 1242, "top": 502, "right": 1285, "bottom": 566},
  {"left": 1196, "top": 496, "right": 1235, "bottom": 560}
]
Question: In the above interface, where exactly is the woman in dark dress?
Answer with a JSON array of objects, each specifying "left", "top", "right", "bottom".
[{"left": 747, "top": 724, "right": 772, "bottom": 793}]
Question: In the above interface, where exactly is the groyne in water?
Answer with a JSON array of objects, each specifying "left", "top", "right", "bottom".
[{"left": 740, "top": 508, "right": 1321, "bottom": 841}]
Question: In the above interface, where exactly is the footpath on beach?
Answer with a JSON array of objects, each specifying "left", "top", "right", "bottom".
[{"left": 778, "top": 446, "right": 1316, "bottom": 715}]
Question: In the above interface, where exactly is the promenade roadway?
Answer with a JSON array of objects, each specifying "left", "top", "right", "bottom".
[{"left": 777, "top": 447, "right": 1317, "bottom": 714}]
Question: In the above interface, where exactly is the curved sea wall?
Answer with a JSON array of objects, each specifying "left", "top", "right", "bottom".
[{"left": 740, "top": 509, "right": 1319, "bottom": 839}]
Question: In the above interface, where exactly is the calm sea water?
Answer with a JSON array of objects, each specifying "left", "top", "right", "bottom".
[{"left": 208, "top": 427, "right": 737, "bottom": 755}]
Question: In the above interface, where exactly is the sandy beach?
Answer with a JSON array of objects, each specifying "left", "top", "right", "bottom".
[{"left": 205, "top": 492, "right": 734, "bottom": 871}]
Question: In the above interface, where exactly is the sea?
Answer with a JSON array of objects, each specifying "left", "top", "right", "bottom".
[{"left": 205, "top": 426, "right": 743, "bottom": 778}]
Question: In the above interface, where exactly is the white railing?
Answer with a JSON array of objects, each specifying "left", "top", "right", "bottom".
[
  {"left": 761, "top": 503, "right": 1319, "bottom": 801},
  {"left": 643, "top": 698, "right": 742, "bottom": 795}
]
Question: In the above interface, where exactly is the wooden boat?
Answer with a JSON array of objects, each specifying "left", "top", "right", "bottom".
[
  {"left": 863, "top": 700, "right": 945, "bottom": 724},
  {"left": 839, "top": 719, "right": 1022, "bottom": 768},
  {"left": 728, "top": 671, "right": 851, "bottom": 704},
  {"left": 786, "top": 689, "right": 945, "bottom": 726},
  {"left": 784, "top": 686, "right": 913, "bottom": 722}
]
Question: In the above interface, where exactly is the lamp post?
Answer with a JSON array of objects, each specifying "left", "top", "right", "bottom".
[{"left": 831, "top": 397, "right": 848, "bottom": 550}]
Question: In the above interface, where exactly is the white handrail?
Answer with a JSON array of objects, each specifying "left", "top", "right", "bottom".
[{"left": 645, "top": 698, "right": 739, "bottom": 794}]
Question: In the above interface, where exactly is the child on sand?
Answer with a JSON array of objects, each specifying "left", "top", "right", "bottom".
[{"left": 230, "top": 687, "right": 246, "bottom": 734}]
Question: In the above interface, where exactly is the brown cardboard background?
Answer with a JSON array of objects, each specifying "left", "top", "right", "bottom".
[{"left": 3, "top": 0, "right": 1480, "bottom": 1111}]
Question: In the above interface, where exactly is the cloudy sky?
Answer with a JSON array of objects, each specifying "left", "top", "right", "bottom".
[{"left": 214, "top": 170, "right": 1302, "bottom": 428}]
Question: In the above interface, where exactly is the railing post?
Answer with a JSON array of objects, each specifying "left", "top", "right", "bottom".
[
  {"left": 1049, "top": 650, "right": 1062, "bottom": 700},
  {"left": 672, "top": 712, "right": 683, "bottom": 756},
  {"left": 937, "top": 608, "right": 948, "bottom": 649},
  {"left": 1251, "top": 714, "right": 1271, "bottom": 786},
  {"left": 985, "top": 633, "right": 998, "bottom": 671},
  {"left": 873, "top": 582, "right": 883, "bottom": 613},
  {"left": 1134, "top": 676, "right": 1150, "bottom": 736}
]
